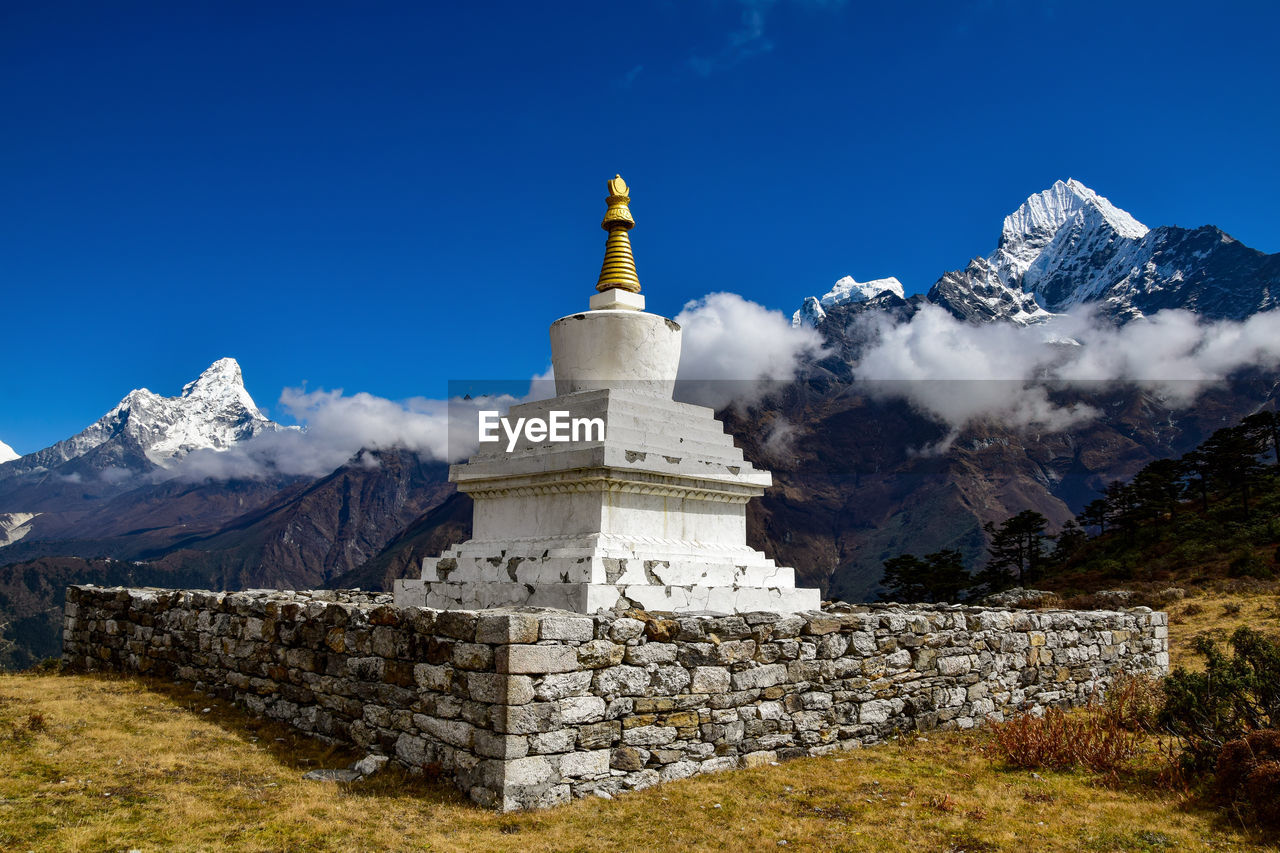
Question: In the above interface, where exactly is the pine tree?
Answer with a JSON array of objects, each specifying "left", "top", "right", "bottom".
[
  {"left": 977, "top": 510, "right": 1049, "bottom": 592},
  {"left": 1131, "top": 458, "right": 1183, "bottom": 522},
  {"left": 1051, "top": 519, "right": 1087, "bottom": 563},
  {"left": 1105, "top": 480, "right": 1138, "bottom": 541},
  {"left": 1201, "top": 425, "right": 1267, "bottom": 519},
  {"left": 1079, "top": 498, "right": 1109, "bottom": 535},
  {"left": 881, "top": 554, "right": 931, "bottom": 602},
  {"left": 1242, "top": 410, "right": 1280, "bottom": 467},
  {"left": 881, "top": 549, "right": 970, "bottom": 603},
  {"left": 1180, "top": 449, "right": 1213, "bottom": 513}
]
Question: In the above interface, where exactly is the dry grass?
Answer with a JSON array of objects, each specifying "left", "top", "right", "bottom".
[
  {"left": 2, "top": 593, "right": 1278, "bottom": 852},
  {"left": 1167, "top": 589, "right": 1280, "bottom": 671},
  {"left": 0, "top": 673, "right": 1275, "bottom": 852}
]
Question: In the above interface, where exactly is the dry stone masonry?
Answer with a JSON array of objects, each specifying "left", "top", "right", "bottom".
[{"left": 63, "top": 585, "right": 1167, "bottom": 811}]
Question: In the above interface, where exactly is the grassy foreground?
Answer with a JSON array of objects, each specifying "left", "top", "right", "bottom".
[{"left": 2, "top": 591, "right": 1276, "bottom": 852}]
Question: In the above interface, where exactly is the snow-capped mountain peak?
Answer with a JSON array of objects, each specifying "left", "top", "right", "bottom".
[
  {"left": 143, "top": 357, "right": 275, "bottom": 463},
  {"left": 180, "top": 357, "right": 267, "bottom": 418},
  {"left": 792, "top": 275, "right": 905, "bottom": 326},
  {"left": 1001, "top": 179, "right": 1148, "bottom": 249},
  {"left": 990, "top": 179, "right": 1149, "bottom": 292},
  {"left": 794, "top": 178, "right": 1276, "bottom": 329},
  {"left": 927, "top": 178, "right": 1174, "bottom": 324},
  {"left": 0, "top": 358, "right": 284, "bottom": 480},
  {"left": 0, "top": 439, "right": 18, "bottom": 464},
  {"left": 183, "top": 357, "right": 245, "bottom": 397},
  {"left": 825, "top": 275, "right": 905, "bottom": 305}
]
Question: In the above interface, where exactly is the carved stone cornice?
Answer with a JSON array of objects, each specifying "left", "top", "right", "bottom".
[{"left": 459, "top": 466, "right": 762, "bottom": 504}]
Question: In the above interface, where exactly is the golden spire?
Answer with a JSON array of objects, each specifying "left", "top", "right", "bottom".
[{"left": 595, "top": 174, "right": 641, "bottom": 293}]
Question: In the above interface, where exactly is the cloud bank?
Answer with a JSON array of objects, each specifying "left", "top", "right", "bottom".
[
  {"left": 172, "top": 389, "right": 456, "bottom": 481},
  {"left": 167, "top": 294, "right": 822, "bottom": 481},
  {"left": 168, "top": 291, "right": 1280, "bottom": 481},
  {"left": 852, "top": 304, "right": 1280, "bottom": 446}
]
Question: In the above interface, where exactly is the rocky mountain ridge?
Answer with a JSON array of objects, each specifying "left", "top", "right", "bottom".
[
  {"left": 0, "top": 358, "right": 284, "bottom": 487},
  {"left": 796, "top": 179, "right": 1279, "bottom": 327},
  {"left": 791, "top": 276, "right": 906, "bottom": 327}
]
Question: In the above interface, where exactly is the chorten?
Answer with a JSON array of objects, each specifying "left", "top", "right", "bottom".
[{"left": 394, "top": 176, "right": 821, "bottom": 614}]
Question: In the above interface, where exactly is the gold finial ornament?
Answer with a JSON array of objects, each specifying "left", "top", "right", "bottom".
[{"left": 595, "top": 174, "right": 641, "bottom": 293}]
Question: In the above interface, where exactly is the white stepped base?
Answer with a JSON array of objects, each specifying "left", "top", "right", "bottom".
[
  {"left": 393, "top": 577, "right": 821, "bottom": 614},
  {"left": 420, "top": 536, "right": 795, "bottom": 588}
]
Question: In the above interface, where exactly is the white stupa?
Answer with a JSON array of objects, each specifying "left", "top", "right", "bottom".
[{"left": 394, "top": 176, "right": 820, "bottom": 614}]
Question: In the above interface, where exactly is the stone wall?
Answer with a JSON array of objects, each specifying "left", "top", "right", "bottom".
[{"left": 62, "top": 585, "right": 1168, "bottom": 811}]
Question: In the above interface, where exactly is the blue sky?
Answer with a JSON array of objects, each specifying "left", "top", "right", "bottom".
[{"left": 3, "top": 0, "right": 1278, "bottom": 454}]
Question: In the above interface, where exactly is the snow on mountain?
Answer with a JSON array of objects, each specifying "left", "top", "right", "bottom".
[
  {"left": 0, "top": 358, "right": 284, "bottom": 480},
  {"left": 927, "top": 179, "right": 1150, "bottom": 325},
  {"left": 143, "top": 357, "right": 277, "bottom": 463},
  {"left": 0, "top": 439, "right": 18, "bottom": 464},
  {"left": 793, "top": 178, "right": 1278, "bottom": 328},
  {"left": 792, "top": 276, "right": 905, "bottom": 327},
  {"left": 997, "top": 179, "right": 1148, "bottom": 284},
  {"left": 0, "top": 512, "right": 39, "bottom": 547},
  {"left": 927, "top": 259, "right": 1053, "bottom": 326}
]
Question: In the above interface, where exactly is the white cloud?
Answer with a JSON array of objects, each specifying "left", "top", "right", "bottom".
[
  {"left": 168, "top": 373, "right": 553, "bottom": 482},
  {"left": 760, "top": 416, "right": 801, "bottom": 462},
  {"left": 171, "top": 390, "right": 454, "bottom": 481},
  {"left": 167, "top": 294, "right": 824, "bottom": 482},
  {"left": 689, "top": 0, "right": 847, "bottom": 76},
  {"left": 675, "top": 292, "right": 827, "bottom": 409},
  {"left": 165, "top": 292, "right": 1280, "bottom": 482},
  {"left": 1053, "top": 308, "right": 1280, "bottom": 400},
  {"left": 852, "top": 305, "right": 1280, "bottom": 447},
  {"left": 99, "top": 466, "right": 134, "bottom": 484}
]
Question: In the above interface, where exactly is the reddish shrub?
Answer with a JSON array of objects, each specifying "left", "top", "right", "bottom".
[
  {"left": 1216, "top": 730, "right": 1280, "bottom": 826},
  {"left": 1101, "top": 675, "right": 1163, "bottom": 732},
  {"left": 989, "top": 706, "right": 1141, "bottom": 774},
  {"left": 1245, "top": 761, "right": 1280, "bottom": 826}
]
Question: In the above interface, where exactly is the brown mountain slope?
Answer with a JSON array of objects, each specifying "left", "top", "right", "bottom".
[
  {"left": 152, "top": 449, "right": 454, "bottom": 589},
  {"left": 344, "top": 373, "right": 1279, "bottom": 602},
  {"left": 329, "top": 490, "right": 471, "bottom": 592},
  {"left": 728, "top": 372, "right": 1280, "bottom": 601}
]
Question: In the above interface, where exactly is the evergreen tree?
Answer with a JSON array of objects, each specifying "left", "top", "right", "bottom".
[
  {"left": 979, "top": 410, "right": 1280, "bottom": 592},
  {"left": 1079, "top": 497, "right": 1109, "bottom": 535},
  {"left": 1242, "top": 410, "right": 1280, "bottom": 467},
  {"left": 881, "top": 548, "right": 970, "bottom": 603},
  {"left": 1050, "top": 519, "right": 1087, "bottom": 563},
  {"left": 881, "top": 554, "right": 930, "bottom": 602},
  {"left": 977, "top": 510, "right": 1048, "bottom": 592},
  {"left": 1180, "top": 448, "right": 1213, "bottom": 513},
  {"left": 1105, "top": 480, "right": 1138, "bottom": 540},
  {"left": 1131, "top": 458, "right": 1184, "bottom": 523},
  {"left": 1201, "top": 425, "right": 1267, "bottom": 519}
]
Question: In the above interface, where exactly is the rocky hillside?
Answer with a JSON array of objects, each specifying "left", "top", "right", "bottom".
[
  {"left": 733, "top": 368, "right": 1278, "bottom": 601},
  {"left": 0, "top": 449, "right": 454, "bottom": 667}
]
